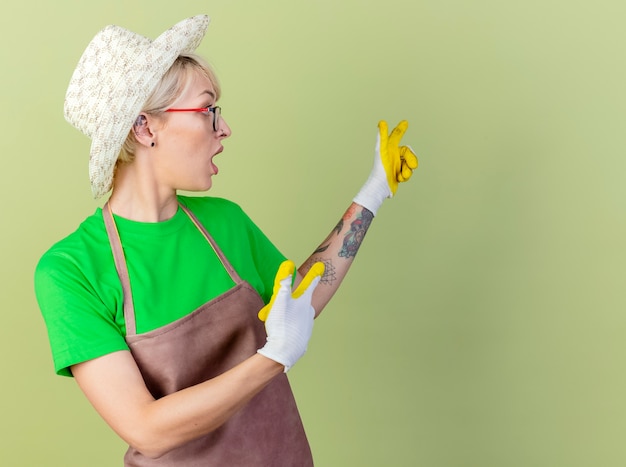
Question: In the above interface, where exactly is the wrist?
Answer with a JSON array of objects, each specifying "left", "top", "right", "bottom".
[
  {"left": 257, "top": 348, "right": 291, "bottom": 373},
  {"left": 253, "top": 352, "right": 286, "bottom": 374},
  {"left": 353, "top": 179, "right": 386, "bottom": 216}
]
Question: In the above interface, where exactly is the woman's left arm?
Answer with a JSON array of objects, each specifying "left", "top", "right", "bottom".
[{"left": 297, "top": 120, "right": 418, "bottom": 316}]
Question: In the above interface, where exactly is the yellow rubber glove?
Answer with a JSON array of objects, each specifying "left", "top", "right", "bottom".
[
  {"left": 383, "top": 120, "right": 419, "bottom": 189},
  {"left": 258, "top": 260, "right": 325, "bottom": 322},
  {"left": 353, "top": 120, "right": 418, "bottom": 215},
  {"left": 257, "top": 260, "right": 325, "bottom": 372}
]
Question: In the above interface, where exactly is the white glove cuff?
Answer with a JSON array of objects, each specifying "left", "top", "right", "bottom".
[
  {"left": 257, "top": 348, "right": 293, "bottom": 373},
  {"left": 353, "top": 173, "right": 391, "bottom": 216}
]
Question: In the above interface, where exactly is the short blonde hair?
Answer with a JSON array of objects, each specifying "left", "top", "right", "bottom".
[{"left": 117, "top": 54, "right": 221, "bottom": 163}]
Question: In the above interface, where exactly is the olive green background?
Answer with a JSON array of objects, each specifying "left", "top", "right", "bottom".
[{"left": 2, "top": 0, "right": 625, "bottom": 465}]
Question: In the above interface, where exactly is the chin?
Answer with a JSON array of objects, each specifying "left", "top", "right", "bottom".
[{"left": 189, "top": 180, "right": 213, "bottom": 192}]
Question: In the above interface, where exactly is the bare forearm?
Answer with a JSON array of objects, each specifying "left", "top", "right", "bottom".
[
  {"left": 73, "top": 352, "right": 283, "bottom": 459},
  {"left": 144, "top": 354, "right": 282, "bottom": 455},
  {"left": 298, "top": 202, "right": 374, "bottom": 315}
]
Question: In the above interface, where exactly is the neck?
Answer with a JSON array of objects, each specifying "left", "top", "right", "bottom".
[{"left": 108, "top": 160, "right": 179, "bottom": 222}]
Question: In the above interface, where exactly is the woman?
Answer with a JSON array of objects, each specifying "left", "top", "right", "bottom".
[{"left": 35, "top": 15, "right": 417, "bottom": 466}]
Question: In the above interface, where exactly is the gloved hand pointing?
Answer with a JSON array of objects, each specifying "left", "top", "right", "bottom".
[
  {"left": 257, "top": 260, "right": 325, "bottom": 372},
  {"left": 353, "top": 120, "right": 418, "bottom": 215}
]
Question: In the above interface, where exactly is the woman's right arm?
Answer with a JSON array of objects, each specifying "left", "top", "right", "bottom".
[
  {"left": 72, "top": 350, "right": 283, "bottom": 459},
  {"left": 72, "top": 259, "right": 322, "bottom": 459}
]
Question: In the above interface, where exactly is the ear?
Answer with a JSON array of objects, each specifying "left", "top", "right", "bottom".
[{"left": 132, "top": 113, "right": 156, "bottom": 147}]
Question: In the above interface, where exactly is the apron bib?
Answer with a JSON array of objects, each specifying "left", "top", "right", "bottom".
[{"left": 103, "top": 202, "right": 313, "bottom": 466}]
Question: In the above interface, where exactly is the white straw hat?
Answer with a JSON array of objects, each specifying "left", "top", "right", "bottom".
[{"left": 64, "top": 15, "right": 210, "bottom": 198}]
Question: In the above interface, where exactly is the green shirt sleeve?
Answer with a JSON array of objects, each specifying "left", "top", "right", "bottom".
[{"left": 35, "top": 250, "right": 129, "bottom": 377}]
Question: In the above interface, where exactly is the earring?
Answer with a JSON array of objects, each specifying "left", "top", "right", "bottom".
[{"left": 151, "top": 142, "right": 155, "bottom": 147}]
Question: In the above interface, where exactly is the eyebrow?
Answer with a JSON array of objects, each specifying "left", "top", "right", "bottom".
[{"left": 199, "top": 90, "right": 216, "bottom": 100}]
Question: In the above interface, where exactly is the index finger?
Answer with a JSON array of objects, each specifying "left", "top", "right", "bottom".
[
  {"left": 378, "top": 120, "right": 389, "bottom": 147},
  {"left": 387, "top": 120, "right": 409, "bottom": 149},
  {"left": 292, "top": 262, "right": 325, "bottom": 299}
]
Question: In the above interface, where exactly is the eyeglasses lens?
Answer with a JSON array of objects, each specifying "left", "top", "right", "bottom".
[{"left": 212, "top": 107, "right": 221, "bottom": 132}]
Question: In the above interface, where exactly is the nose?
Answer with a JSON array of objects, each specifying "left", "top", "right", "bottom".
[{"left": 218, "top": 117, "right": 232, "bottom": 138}]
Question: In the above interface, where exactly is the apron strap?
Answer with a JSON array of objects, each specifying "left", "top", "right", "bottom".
[
  {"left": 102, "top": 201, "right": 137, "bottom": 336},
  {"left": 102, "top": 200, "right": 244, "bottom": 337},
  {"left": 178, "top": 203, "right": 243, "bottom": 284}
]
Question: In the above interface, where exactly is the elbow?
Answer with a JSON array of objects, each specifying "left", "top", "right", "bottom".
[
  {"left": 126, "top": 438, "right": 164, "bottom": 460},
  {"left": 141, "top": 449, "right": 170, "bottom": 461},
  {"left": 124, "top": 427, "right": 180, "bottom": 460},
  {"left": 128, "top": 439, "right": 172, "bottom": 460}
]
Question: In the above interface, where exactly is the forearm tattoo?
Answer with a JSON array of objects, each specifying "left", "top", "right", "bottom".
[
  {"left": 339, "top": 207, "right": 373, "bottom": 258},
  {"left": 312, "top": 219, "right": 343, "bottom": 255},
  {"left": 306, "top": 257, "right": 337, "bottom": 285},
  {"left": 304, "top": 206, "right": 373, "bottom": 286}
]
